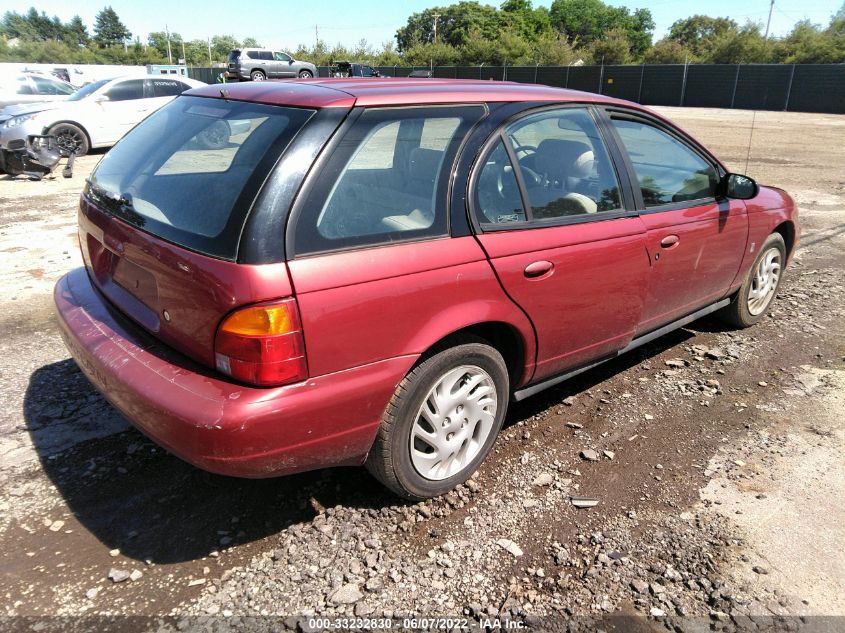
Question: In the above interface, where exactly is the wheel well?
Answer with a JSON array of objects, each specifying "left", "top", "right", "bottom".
[
  {"left": 773, "top": 221, "right": 796, "bottom": 258},
  {"left": 250, "top": 68, "right": 265, "bottom": 76},
  {"left": 46, "top": 121, "right": 91, "bottom": 147},
  {"left": 418, "top": 322, "right": 526, "bottom": 386}
]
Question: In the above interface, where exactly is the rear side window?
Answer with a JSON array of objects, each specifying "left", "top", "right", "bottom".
[
  {"left": 13, "top": 77, "right": 35, "bottom": 95},
  {"left": 105, "top": 79, "right": 145, "bottom": 101},
  {"left": 150, "top": 79, "right": 185, "bottom": 97},
  {"left": 293, "top": 106, "right": 483, "bottom": 256},
  {"left": 611, "top": 118, "right": 718, "bottom": 208},
  {"left": 257, "top": 51, "right": 273, "bottom": 60},
  {"left": 87, "top": 96, "right": 314, "bottom": 259},
  {"left": 31, "top": 76, "right": 74, "bottom": 95}
]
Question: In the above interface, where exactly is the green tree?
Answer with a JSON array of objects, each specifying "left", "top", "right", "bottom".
[
  {"left": 643, "top": 39, "right": 691, "bottom": 64},
  {"left": 66, "top": 16, "right": 89, "bottom": 47},
  {"left": 708, "top": 22, "right": 774, "bottom": 63},
  {"left": 549, "top": 0, "right": 653, "bottom": 56},
  {"left": 588, "top": 27, "right": 632, "bottom": 64},
  {"left": 775, "top": 19, "right": 845, "bottom": 63},
  {"left": 93, "top": 6, "right": 130, "bottom": 48},
  {"left": 396, "top": 2, "right": 502, "bottom": 50},
  {"left": 667, "top": 15, "right": 738, "bottom": 58}
]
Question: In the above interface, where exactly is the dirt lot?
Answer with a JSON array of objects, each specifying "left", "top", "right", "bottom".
[{"left": 0, "top": 107, "right": 843, "bottom": 631}]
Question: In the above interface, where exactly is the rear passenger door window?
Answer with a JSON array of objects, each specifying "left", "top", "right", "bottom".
[{"left": 293, "top": 107, "right": 484, "bottom": 255}]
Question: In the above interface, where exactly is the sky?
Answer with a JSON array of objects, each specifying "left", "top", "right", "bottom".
[{"left": 7, "top": 0, "right": 843, "bottom": 51}]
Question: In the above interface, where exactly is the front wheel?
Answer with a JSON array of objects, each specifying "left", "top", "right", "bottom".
[
  {"left": 298, "top": 70, "right": 313, "bottom": 79},
  {"left": 718, "top": 232, "right": 786, "bottom": 328},
  {"left": 48, "top": 123, "right": 89, "bottom": 156},
  {"left": 366, "top": 340, "right": 509, "bottom": 500}
]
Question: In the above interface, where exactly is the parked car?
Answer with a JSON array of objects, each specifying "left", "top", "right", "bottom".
[
  {"left": 330, "top": 61, "right": 381, "bottom": 78},
  {"left": 225, "top": 49, "right": 317, "bottom": 81},
  {"left": 408, "top": 69, "right": 433, "bottom": 78},
  {"left": 0, "top": 75, "right": 206, "bottom": 158},
  {"left": 0, "top": 71, "right": 75, "bottom": 108},
  {"left": 55, "top": 79, "right": 798, "bottom": 500}
]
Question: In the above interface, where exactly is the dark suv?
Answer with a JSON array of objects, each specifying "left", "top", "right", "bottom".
[
  {"left": 225, "top": 49, "right": 317, "bottom": 81},
  {"left": 55, "top": 79, "right": 797, "bottom": 500}
]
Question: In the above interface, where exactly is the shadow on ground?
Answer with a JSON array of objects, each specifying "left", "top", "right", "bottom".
[{"left": 23, "top": 321, "right": 705, "bottom": 565}]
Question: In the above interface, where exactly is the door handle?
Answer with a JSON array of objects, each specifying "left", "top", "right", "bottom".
[
  {"left": 660, "top": 235, "right": 680, "bottom": 248},
  {"left": 524, "top": 260, "right": 554, "bottom": 278}
]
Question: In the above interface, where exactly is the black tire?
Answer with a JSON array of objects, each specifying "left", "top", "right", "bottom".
[
  {"left": 48, "top": 122, "right": 89, "bottom": 156},
  {"left": 250, "top": 70, "right": 266, "bottom": 81},
  {"left": 366, "top": 338, "right": 509, "bottom": 500},
  {"left": 718, "top": 232, "right": 786, "bottom": 328},
  {"left": 298, "top": 70, "right": 314, "bottom": 79}
]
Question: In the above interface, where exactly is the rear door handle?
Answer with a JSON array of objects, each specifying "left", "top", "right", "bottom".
[
  {"left": 524, "top": 260, "right": 554, "bottom": 278},
  {"left": 660, "top": 235, "right": 680, "bottom": 248}
]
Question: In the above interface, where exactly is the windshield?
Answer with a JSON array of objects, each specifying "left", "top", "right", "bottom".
[
  {"left": 87, "top": 96, "right": 314, "bottom": 259},
  {"left": 68, "top": 78, "right": 111, "bottom": 101}
]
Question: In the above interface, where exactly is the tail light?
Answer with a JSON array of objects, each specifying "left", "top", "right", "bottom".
[{"left": 214, "top": 298, "right": 307, "bottom": 387}]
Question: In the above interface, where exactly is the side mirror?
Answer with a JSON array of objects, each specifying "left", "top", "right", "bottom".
[
  {"left": 95, "top": 95, "right": 109, "bottom": 103},
  {"left": 720, "top": 173, "right": 758, "bottom": 200}
]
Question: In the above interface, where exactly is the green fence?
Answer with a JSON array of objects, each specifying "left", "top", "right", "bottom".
[{"left": 187, "top": 64, "right": 845, "bottom": 115}]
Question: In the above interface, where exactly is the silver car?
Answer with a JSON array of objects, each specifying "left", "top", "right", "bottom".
[
  {"left": 225, "top": 49, "right": 317, "bottom": 81},
  {"left": 0, "top": 72, "right": 76, "bottom": 108}
]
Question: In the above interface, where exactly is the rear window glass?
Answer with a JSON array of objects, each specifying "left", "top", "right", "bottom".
[
  {"left": 87, "top": 96, "right": 314, "bottom": 259},
  {"left": 293, "top": 106, "right": 483, "bottom": 256}
]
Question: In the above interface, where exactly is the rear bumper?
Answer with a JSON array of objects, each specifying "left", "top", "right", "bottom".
[{"left": 54, "top": 267, "right": 410, "bottom": 477}]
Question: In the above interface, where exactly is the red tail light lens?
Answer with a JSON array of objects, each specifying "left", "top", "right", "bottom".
[{"left": 214, "top": 298, "right": 307, "bottom": 387}]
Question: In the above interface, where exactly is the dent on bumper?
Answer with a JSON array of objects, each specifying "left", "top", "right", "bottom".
[{"left": 54, "top": 267, "right": 411, "bottom": 477}]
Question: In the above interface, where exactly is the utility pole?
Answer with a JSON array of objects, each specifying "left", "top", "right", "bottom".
[
  {"left": 165, "top": 24, "right": 172, "bottom": 63},
  {"left": 432, "top": 13, "right": 441, "bottom": 43},
  {"left": 207, "top": 37, "right": 212, "bottom": 66},
  {"left": 315, "top": 24, "right": 319, "bottom": 45},
  {"left": 764, "top": 0, "right": 775, "bottom": 39}
]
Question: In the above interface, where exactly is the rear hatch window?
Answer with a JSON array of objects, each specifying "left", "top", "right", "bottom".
[
  {"left": 227, "top": 50, "right": 240, "bottom": 65},
  {"left": 86, "top": 96, "right": 314, "bottom": 260}
]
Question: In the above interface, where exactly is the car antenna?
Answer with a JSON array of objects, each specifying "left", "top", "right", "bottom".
[{"left": 743, "top": 110, "right": 757, "bottom": 174}]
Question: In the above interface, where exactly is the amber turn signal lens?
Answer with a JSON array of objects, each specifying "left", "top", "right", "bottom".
[{"left": 219, "top": 304, "right": 294, "bottom": 336}]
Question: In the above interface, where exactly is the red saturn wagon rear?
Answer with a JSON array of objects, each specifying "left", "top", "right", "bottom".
[{"left": 55, "top": 79, "right": 797, "bottom": 499}]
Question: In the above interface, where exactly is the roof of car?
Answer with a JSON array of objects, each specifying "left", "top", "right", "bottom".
[{"left": 187, "top": 78, "right": 634, "bottom": 109}]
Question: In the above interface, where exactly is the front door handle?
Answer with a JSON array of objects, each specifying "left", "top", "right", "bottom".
[
  {"left": 524, "top": 260, "right": 554, "bottom": 278},
  {"left": 660, "top": 235, "right": 680, "bottom": 248}
]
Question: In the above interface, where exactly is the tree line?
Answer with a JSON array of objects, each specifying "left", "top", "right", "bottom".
[{"left": 1, "top": 1, "right": 844, "bottom": 69}]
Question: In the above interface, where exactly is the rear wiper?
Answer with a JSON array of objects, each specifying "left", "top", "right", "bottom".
[{"left": 86, "top": 183, "right": 146, "bottom": 227}]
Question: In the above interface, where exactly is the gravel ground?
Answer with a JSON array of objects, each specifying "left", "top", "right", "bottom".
[{"left": 0, "top": 107, "right": 843, "bottom": 632}]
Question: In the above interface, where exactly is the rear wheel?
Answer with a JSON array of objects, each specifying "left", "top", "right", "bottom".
[
  {"left": 719, "top": 232, "right": 786, "bottom": 328},
  {"left": 250, "top": 70, "right": 266, "bottom": 81},
  {"left": 298, "top": 70, "right": 313, "bottom": 79},
  {"left": 366, "top": 339, "right": 509, "bottom": 500},
  {"left": 48, "top": 123, "right": 89, "bottom": 156}
]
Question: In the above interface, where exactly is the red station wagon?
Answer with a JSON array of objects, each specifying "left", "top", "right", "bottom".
[{"left": 55, "top": 79, "right": 798, "bottom": 499}]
